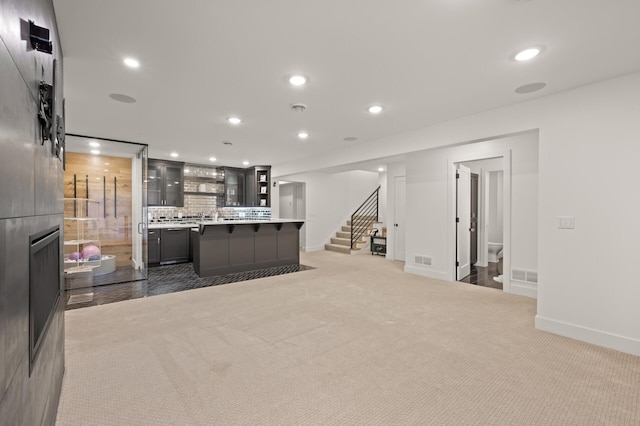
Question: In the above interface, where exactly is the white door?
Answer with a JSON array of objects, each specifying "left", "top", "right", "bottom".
[
  {"left": 394, "top": 176, "right": 406, "bottom": 261},
  {"left": 456, "top": 165, "right": 471, "bottom": 280}
]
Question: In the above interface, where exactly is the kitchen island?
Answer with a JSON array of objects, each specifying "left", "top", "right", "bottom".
[{"left": 192, "top": 219, "right": 304, "bottom": 277}]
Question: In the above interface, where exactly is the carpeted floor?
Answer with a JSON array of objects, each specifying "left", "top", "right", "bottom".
[{"left": 56, "top": 251, "right": 640, "bottom": 425}]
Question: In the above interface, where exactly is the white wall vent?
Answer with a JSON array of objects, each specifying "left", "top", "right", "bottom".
[
  {"left": 414, "top": 255, "right": 432, "bottom": 266},
  {"left": 511, "top": 269, "right": 538, "bottom": 284}
]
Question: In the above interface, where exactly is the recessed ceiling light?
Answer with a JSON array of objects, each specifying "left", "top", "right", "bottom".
[
  {"left": 227, "top": 116, "right": 242, "bottom": 125},
  {"left": 90, "top": 150, "right": 100, "bottom": 155},
  {"left": 109, "top": 93, "right": 137, "bottom": 103},
  {"left": 378, "top": 167, "right": 385, "bottom": 172},
  {"left": 515, "top": 82, "right": 546, "bottom": 94},
  {"left": 242, "top": 161, "right": 249, "bottom": 166},
  {"left": 170, "top": 152, "right": 179, "bottom": 157},
  {"left": 515, "top": 47, "right": 541, "bottom": 61},
  {"left": 209, "top": 157, "right": 217, "bottom": 162},
  {"left": 298, "top": 131, "right": 309, "bottom": 140},
  {"left": 123, "top": 57, "right": 140, "bottom": 68},
  {"left": 368, "top": 105, "right": 384, "bottom": 114},
  {"left": 89, "top": 141, "right": 100, "bottom": 147},
  {"left": 343, "top": 136, "right": 358, "bottom": 142},
  {"left": 289, "top": 74, "right": 309, "bottom": 86}
]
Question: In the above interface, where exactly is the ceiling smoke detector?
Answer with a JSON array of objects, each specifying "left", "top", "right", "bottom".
[{"left": 290, "top": 103, "right": 307, "bottom": 112}]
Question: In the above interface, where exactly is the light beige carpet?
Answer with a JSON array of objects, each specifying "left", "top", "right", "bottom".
[{"left": 56, "top": 251, "right": 640, "bottom": 425}]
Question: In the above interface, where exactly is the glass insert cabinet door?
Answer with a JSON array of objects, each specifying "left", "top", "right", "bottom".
[
  {"left": 164, "top": 164, "right": 183, "bottom": 206},
  {"left": 147, "top": 162, "right": 163, "bottom": 206}
]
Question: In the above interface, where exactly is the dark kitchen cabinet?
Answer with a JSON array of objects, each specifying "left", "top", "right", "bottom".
[
  {"left": 148, "top": 229, "right": 161, "bottom": 265},
  {"left": 223, "top": 167, "right": 245, "bottom": 207},
  {"left": 244, "top": 166, "right": 271, "bottom": 207},
  {"left": 148, "top": 227, "right": 190, "bottom": 266},
  {"left": 160, "top": 228, "right": 190, "bottom": 264},
  {"left": 148, "top": 159, "right": 184, "bottom": 206}
]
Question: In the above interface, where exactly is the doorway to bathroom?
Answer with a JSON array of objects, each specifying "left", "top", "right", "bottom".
[{"left": 455, "top": 157, "right": 506, "bottom": 290}]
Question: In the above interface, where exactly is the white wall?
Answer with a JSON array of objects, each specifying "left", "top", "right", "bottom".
[
  {"left": 273, "top": 72, "right": 640, "bottom": 356},
  {"left": 378, "top": 171, "right": 387, "bottom": 224},
  {"left": 403, "top": 133, "right": 538, "bottom": 290},
  {"left": 273, "top": 170, "right": 379, "bottom": 251}
]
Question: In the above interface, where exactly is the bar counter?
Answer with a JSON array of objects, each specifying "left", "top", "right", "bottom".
[{"left": 191, "top": 220, "right": 304, "bottom": 277}]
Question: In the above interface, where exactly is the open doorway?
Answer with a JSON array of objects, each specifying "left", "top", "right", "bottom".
[
  {"left": 455, "top": 157, "right": 505, "bottom": 290},
  {"left": 278, "top": 181, "right": 306, "bottom": 249}
]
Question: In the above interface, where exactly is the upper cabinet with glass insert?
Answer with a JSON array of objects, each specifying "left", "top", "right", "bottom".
[{"left": 148, "top": 159, "right": 184, "bottom": 206}]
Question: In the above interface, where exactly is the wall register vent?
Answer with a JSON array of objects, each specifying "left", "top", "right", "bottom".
[
  {"left": 511, "top": 269, "right": 538, "bottom": 284},
  {"left": 414, "top": 255, "right": 432, "bottom": 266}
]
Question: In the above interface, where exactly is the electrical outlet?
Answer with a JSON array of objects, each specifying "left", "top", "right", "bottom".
[{"left": 558, "top": 216, "right": 575, "bottom": 229}]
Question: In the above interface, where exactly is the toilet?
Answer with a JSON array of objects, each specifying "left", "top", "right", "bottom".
[{"left": 488, "top": 242, "right": 503, "bottom": 263}]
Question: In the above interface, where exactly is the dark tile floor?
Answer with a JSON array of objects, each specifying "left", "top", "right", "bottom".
[
  {"left": 65, "top": 263, "right": 315, "bottom": 311},
  {"left": 459, "top": 262, "right": 502, "bottom": 290}
]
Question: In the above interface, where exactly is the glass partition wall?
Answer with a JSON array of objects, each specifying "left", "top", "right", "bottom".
[{"left": 64, "top": 135, "right": 148, "bottom": 289}]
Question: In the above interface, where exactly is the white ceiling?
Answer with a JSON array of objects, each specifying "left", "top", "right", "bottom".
[{"left": 53, "top": 0, "right": 640, "bottom": 170}]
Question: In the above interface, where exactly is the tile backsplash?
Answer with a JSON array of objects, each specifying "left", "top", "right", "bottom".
[{"left": 148, "top": 206, "right": 271, "bottom": 222}]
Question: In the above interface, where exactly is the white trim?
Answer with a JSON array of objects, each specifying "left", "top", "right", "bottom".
[
  {"left": 306, "top": 245, "right": 325, "bottom": 252},
  {"left": 535, "top": 315, "right": 640, "bottom": 356},
  {"left": 510, "top": 281, "right": 537, "bottom": 298},
  {"left": 404, "top": 265, "right": 449, "bottom": 281}
]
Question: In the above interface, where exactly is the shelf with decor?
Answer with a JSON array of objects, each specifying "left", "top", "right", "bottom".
[
  {"left": 184, "top": 164, "right": 225, "bottom": 206},
  {"left": 63, "top": 198, "right": 102, "bottom": 275},
  {"left": 244, "top": 166, "right": 271, "bottom": 207}
]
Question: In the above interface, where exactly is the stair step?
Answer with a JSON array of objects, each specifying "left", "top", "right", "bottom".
[
  {"left": 341, "top": 225, "right": 351, "bottom": 232},
  {"left": 324, "top": 243, "right": 351, "bottom": 254},
  {"left": 347, "top": 219, "right": 377, "bottom": 226},
  {"left": 331, "top": 237, "right": 351, "bottom": 247},
  {"left": 336, "top": 231, "right": 350, "bottom": 239}
]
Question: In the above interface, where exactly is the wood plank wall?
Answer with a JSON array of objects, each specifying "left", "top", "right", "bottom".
[{"left": 64, "top": 153, "right": 133, "bottom": 268}]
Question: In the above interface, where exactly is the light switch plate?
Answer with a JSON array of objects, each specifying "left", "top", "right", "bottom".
[{"left": 558, "top": 216, "right": 575, "bottom": 229}]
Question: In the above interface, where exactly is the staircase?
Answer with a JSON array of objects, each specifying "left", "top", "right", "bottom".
[
  {"left": 325, "top": 186, "right": 381, "bottom": 254},
  {"left": 324, "top": 218, "right": 373, "bottom": 254}
]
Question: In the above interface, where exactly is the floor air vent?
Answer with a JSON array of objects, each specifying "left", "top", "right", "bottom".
[
  {"left": 511, "top": 269, "right": 538, "bottom": 283},
  {"left": 414, "top": 255, "right": 432, "bottom": 266}
]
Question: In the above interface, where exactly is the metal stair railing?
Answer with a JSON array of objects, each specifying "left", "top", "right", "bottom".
[{"left": 350, "top": 186, "right": 380, "bottom": 249}]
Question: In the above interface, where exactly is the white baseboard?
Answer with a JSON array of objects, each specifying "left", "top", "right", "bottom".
[
  {"left": 535, "top": 315, "right": 640, "bottom": 356},
  {"left": 404, "top": 265, "right": 450, "bottom": 281},
  {"left": 510, "top": 281, "right": 537, "bottom": 299},
  {"left": 305, "top": 245, "right": 325, "bottom": 252}
]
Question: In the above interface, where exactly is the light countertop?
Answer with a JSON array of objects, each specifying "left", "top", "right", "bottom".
[{"left": 149, "top": 219, "right": 304, "bottom": 229}]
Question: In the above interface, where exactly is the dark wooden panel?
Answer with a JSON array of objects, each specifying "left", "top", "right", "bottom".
[
  {"left": 229, "top": 226, "right": 255, "bottom": 266},
  {"left": 194, "top": 222, "right": 302, "bottom": 277},
  {"left": 277, "top": 223, "right": 301, "bottom": 263},
  {"left": 255, "top": 226, "right": 278, "bottom": 264}
]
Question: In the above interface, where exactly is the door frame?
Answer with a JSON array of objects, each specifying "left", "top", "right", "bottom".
[
  {"left": 448, "top": 150, "right": 512, "bottom": 293},
  {"left": 393, "top": 176, "right": 406, "bottom": 261}
]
